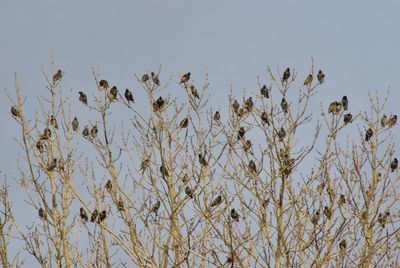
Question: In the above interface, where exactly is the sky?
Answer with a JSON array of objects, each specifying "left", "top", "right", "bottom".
[{"left": 1, "top": 0, "right": 400, "bottom": 264}]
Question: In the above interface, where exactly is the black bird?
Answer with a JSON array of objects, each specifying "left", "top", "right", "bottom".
[
  {"left": 243, "top": 139, "right": 252, "bottom": 152},
  {"left": 99, "top": 79, "right": 109, "bottom": 90},
  {"left": 117, "top": 198, "right": 125, "bottom": 211},
  {"left": 232, "top": 99, "right": 240, "bottom": 114},
  {"left": 391, "top": 158, "right": 398, "bottom": 172},
  {"left": 151, "top": 72, "right": 160, "bottom": 86},
  {"left": 11, "top": 106, "right": 20, "bottom": 117},
  {"left": 90, "top": 209, "right": 99, "bottom": 222},
  {"left": 156, "top": 97, "right": 165, "bottom": 109},
  {"left": 238, "top": 127, "right": 246, "bottom": 140},
  {"left": 79, "top": 91, "right": 87, "bottom": 105},
  {"left": 160, "top": 164, "right": 169, "bottom": 177},
  {"left": 338, "top": 194, "right": 346, "bottom": 206},
  {"left": 261, "top": 111, "right": 270, "bottom": 125},
  {"left": 185, "top": 186, "right": 194, "bottom": 198},
  {"left": 90, "top": 125, "right": 98, "bottom": 138},
  {"left": 277, "top": 127, "right": 286, "bottom": 142},
  {"left": 98, "top": 210, "right": 107, "bottom": 223},
  {"left": 248, "top": 160, "right": 257, "bottom": 173},
  {"left": 190, "top": 85, "right": 200, "bottom": 99},
  {"left": 38, "top": 207, "right": 47, "bottom": 220},
  {"left": 141, "top": 74, "right": 150, "bottom": 83},
  {"left": 311, "top": 211, "right": 320, "bottom": 225},
  {"left": 82, "top": 126, "right": 89, "bottom": 137},
  {"left": 230, "top": 208, "right": 240, "bottom": 222},
  {"left": 108, "top": 86, "right": 118, "bottom": 102},
  {"left": 388, "top": 115, "right": 397, "bottom": 127},
  {"left": 47, "top": 158, "right": 57, "bottom": 171},
  {"left": 180, "top": 118, "right": 189, "bottom": 128},
  {"left": 80, "top": 207, "right": 88, "bottom": 222},
  {"left": 260, "top": 85, "right": 269, "bottom": 98},
  {"left": 324, "top": 206, "right": 332, "bottom": 220},
  {"left": 72, "top": 117, "right": 79, "bottom": 132},
  {"left": 317, "top": 70, "right": 325, "bottom": 84},
  {"left": 105, "top": 180, "right": 112, "bottom": 192},
  {"left": 282, "top": 68, "right": 290, "bottom": 83},
  {"left": 50, "top": 115, "right": 58, "bottom": 129},
  {"left": 342, "top": 96, "right": 348, "bottom": 111},
  {"left": 150, "top": 200, "right": 161, "bottom": 213},
  {"left": 53, "top": 69, "right": 62, "bottom": 83},
  {"left": 303, "top": 74, "right": 313, "bottom": 86},
  {"left": 281, "top": 98, "right": 288, "bottom": 113},
  {"left": 344, "top": 113, "right": 353, "bottom": 124},
  {"left": 214, "top": 111, "right": 221, "bottom": 121},
  {"left": 244, "top": 97, "right": 254, "bottom": 112},
  {"left": 339, "top": 240, "right": 346, "bottom": 251},
  {"left": 41, "top": 128, "right": 52, "bottom": 140},
  {"left": 180, "top": 72, "right": 191, "bottom": 84},
  {"left": 125, "top": 89, "right": 134, "bottom": 103},
  {"left": 365, "top": 128, "right": 373, "bottom": 141},
  {"left": 36, "top": 140, "right": 44, "bottom": 154},
  {"left": 210, "top": 195, "right": 222, "bottom": 208},
  {"left": 199, "top": 153, "right": 208, "bottom": 167}
]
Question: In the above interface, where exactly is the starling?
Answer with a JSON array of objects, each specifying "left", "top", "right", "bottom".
[
  {"left": 105, "top": 180, "right": 112, "bottom": 192},
  {"left": 50, "top": 115, "right": 58, "bottom": 129},
  {"left": 214, "top": 111, "right": 221, "bottom": 121},
  {"left": 98, "top": 210, "right": 107, "bottom": 223},
  {"left": 38, "top": 207, "right": 47, "bottom": 220},
  {"left": 210, "top": 195, "right": 222, "bottom": 208},
  {"left": 344, "top": 113, "right": 353, "bottom": 124},
  {"left": 36, "top": 140, "right": 44, "bottom": 154},
  {"left": 53, "top": 69, "right": 62, "bottom": 83},
  {"left": 342, "top": 96, "right": 348, "bottom": 111},
  {"left": 125, "top": 89, "right": 134, "bottom": 103},
  {"left": 324, "top": 206, "right": 332, "bottom": 220},
  {"left": 237, "top": 108, "right": 244, "bottom": 118},
  {"left": 338, "top": 194, "right": 346, "bottom": 206},
  {"left": 156, "top": 97, "right": 165, "bottom": 110},
  {"left": 72, "top": 117, "right": 79, "bottom": 132},
  {"left": 182, "top": 174, "right": 190, "bottom": 184},
  {"left": 388, "top": 115, "right": 397, "bottom": 127},
  {"left": 82, "top": 126, "right": 89, "bottom": 137},
  {"left": 199, "top": 153, "right": 208, "bottom": 167},
  {"left": 248, "top": 160, "right": 257, "bottom": 174},
  {"left": 80, "top": 207, "right": 88, "bottom": 222},
  {"left": 117, "top": 198, "right": 125, "bottom": 211},
  {"left": 281, "top": 98, "right": 288, "bottom": 113},
  {"left": 317, "top": 70, "right": 325, "bottom": 84},
  {"left": 185, "top": 186, "right": 194, "bottom": 198},
  {"left": 151, "top": 72, "right": 160, "bottom": 86},
  {"left": 339, "top": 240, "right": 346, "bottom": 251},
  {"left": 277, "top": 127, "right": 286, "bottom": 142},
  {"left": 391, "top": 158, "right": 398, "bottom": 172},
  {"left": 230, "top": 208, "right": 240, "bottom": 222},
  {"left": 365, "top": 128, "right": 373, "bottom": 142},
  {"left": 261, "top": 111, "right": 270, "bottom": 125},
  {"left": 141, "top": 74, "right": 150, "bottom": 83},
  {"left": 244, "top": 97, "right": 254, "bottom": 112},
  {"left": 311, "top": 211, "right": 320, "bottom": 225},
  {"left": 232, "top": 99, "right": 240, "bottom": 114},
  {"left": 328, "top": 101, "right": 342, "bottom": 114},
  {"left": 150, "top": 200, "right": 161, "bottom": 213},
  {"left": 90, "top": 209, "right": 99, "bottom": 222},
  {"left": 160, "top": 164, "right": 169, "bottom": 177},
  {"left": 99, "top": 79, "right": 109, "bottom": 90},
  {"left": 303, "top": 74, "right": 313, "bottom": 86},
  {"left": 140, "top": 158, "right": 151, "bottom": 174},
  {"left": 180, "top": 72, "right": 191, "bottom": 84},
  {"left": 377, "top": 212, "right": 387, "bottom": 228},
  {"left": 180, "top": 118, "right": 189, "bottom": 128},
  {"left": 108, "top": 86, "right": 118, "bottom": 102},
  {"left": 190, "top": 85, "right": 200, "bottom": 99},
  {"left": 282, "top": 68, "right": 290, "bottom": 84},
  {"left": 243, "top": 139, "right": 252, "bottom": 152},
  {"left": 381, "top": 114, "right": 388, "bottom": 127},
  {"left": 41, "top": 128, "right": 51, "bottom": 140},
  {"left": 238, "top": 127, "right": 246, "bottom": 140},
  {"left": 47, "top": 158, "right": 57, "bottom": 171},
  {"left": 90, "top": 125, "right": 98, "bottom": 138},
  {"left": 261, "top": 199, "right": 269, "bottom": 208},
  {"left": 11, "top": 106, "right": 20, "bottom": 117},
  {"left": 260, "top": 85, "right": 269, "bottom": 98},
  {"left": 78, "top": 91, "right": 87, "bottom": 105}
]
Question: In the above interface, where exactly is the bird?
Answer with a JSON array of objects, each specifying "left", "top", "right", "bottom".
[
  {"left": 98, "top": 210, "right": 107, "bottom": 223},
  {"left": 261, "top": 111, "right": 270, "bottom": 125},
  {"left": 105, "top": 180, "right": 112, "bottom": 193},
  {"left": 116, "top": 198, "right": 125, "bottom": 211},
  {"left": 232, "top": 100, "right": 240, "bottom": 114},
  {"left": 365, "top": 128, "right": 373, "bottom": 141},
  {"left": 53, "top": 69, "right": 62, "bottom": 83},
  {"left": 237, "top": 108, "right": 244, "bottom": 118},
  {"left": 79, "top": 91, "right": 87, "bottom": 105},
  {"left": 377, "top": 212, "right": 388, "bottom": 228},
  {"left": 199, "top": 153, "right": 208, "bottom": 167},
  {"left": 338, "top": 194, "right": 346, "bottom": 206},
  {"left": 214, "top": 111, "right": 221, "bottom": 121},
  {"left": 108, "top": 86, "right": 118, "bottom": 102},
  {"left": 281, "top": 98, "right": 288, "bottom": 113},
  {"left": 72, "top": 117, "right": 79, "bottom": 132},
  {"left": 210, "top": 195, "right": 222, "bottom": 208},
  {"left": 328, "top": 101, "right": 342, "bottom": 114},
  {"left": 125, "top": 89, "right": 134, "bottom": 103},
  {"left": 80, "top": 207, "right": 88, "bottom": 222},
  {"left": 156, "top": 97, "right": 165, "bottom": 110},
  {"left": 303, "top": 74, "right": 313, "bottom": 86},
  {"left": 11, "top": 106, "right": 20, "bottom": 118},
  {"left": 82, "top": 126, "right": 89, "bottom": 137},
  {"left": 47, "top": 158, "right": 57, "bottom": 171},
  {"left": 50, "top": 115, "right": 58, "bottom": 129},
  {"left": 344, "top": 113, "right": 353, "bottom": 124},
  {"left": 339, "top": 240, "right": 346, "bottom": 251},
  {"left": 99, "top": 79, "right": 109, "bottom": 90},
  {"left": 140, "top": 158, "right": 151, "bottom": 174},
  {"left": 282, "top": 68, "right": 290, "bottom": 84},
  {"left": 180, "top": 72, "right": 191, "bottom": 84},
  {"left": 185, "top": 186, "right": 194, "bottom": 198},
  {"left": 180, "top": 118, "right": 189, "bottom": 128},
  {"left": 388, "top": 115, "right": 397, "bottom": 127},
  {"left": 317, "top": 70, "right": 325, "bottom": 84},
  {"left": 230, "top": 208, "right": 240, "bottom": 222},
  {"left": 243, "top": 139, "right": 252, "bottom": 152},
  {"left": 324, "top": 206, "right": 332, "bottom": 220},
  {"left": 141, "top": 74, "right": 150, "bottom": 83},
  {"left": 160, "top": 164, "right": 169, "bottom": 177},
  {"left": 244, "top": 97, "right": 254, "bottom": 112},
  {"left": 182, "top": 174, "right": 190, "bottom": 184},
  {"left": 391, "top": 158, "right": 398, "bottom": 172},
  {"left": 342, "top": 96, "right": 348, "bottom": 111},
  {"left": 248, "top": 160, "right": 257, "bottom": 174},
  {"left": 38, "top": 207, "right": 47, "bottom": 220},
  {"left": 238, "top": 127, "right": 246, "bottom": 140},
  {"left": 277, "top": 127, "right": 286, "bottom": 142},
  {"left": 381, "top": 114, "right": 388, "bottom": 127},
  {"left": 311, "top": 211, "right": 320, "bottom": 225},
  {"left": 90, "top": 209, "right": 99, "bottom": 222},
  {"left": 190, "top": 85, "right": 200, "bottom": 99},
  {"left": 151, "top": 72, "right": 160, "bottom": 86},
  {"left": 260, "top": 85, "right": 269, "bottom": 98},
  {"left": 90, "top": 125, "right": 98, "bottom": 138},
  {"left": 36, "top": 140, "right": 44, "bottom": 154},
  {"left": 41, "top": 128, "right": 52, "bottom": 140},
  {"left": 150, "top": 200, "right": 161, "bottom": 213}
]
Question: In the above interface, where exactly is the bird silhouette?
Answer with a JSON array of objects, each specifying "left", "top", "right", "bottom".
[
  {"left": 317, "top": 70, "right": 325, "bottom": 84},
  {"left": 210, "top": 195, "right": 222, "bottom": 208},
  {"left": 282, "top": 68, "right": 290, "bottom": 84},
  {"left": 11, "top": 106, "right": 20, "bottom": 118},
  {"left": 47, "top": 158, "right": 57, "bottom": 171},
  {"left": 72, "top": 117, "right": 79, "bottom": 132},
  {"left": 150, "top": 200, "right": 161, "bottom": 213},
  {"left": 141, "top": 74, "right": 150, "bottom": 83},
  {"left": 105, "top": 180, "right": 112, "bottom": 193},
  {"left": 238, "top": 127, "right": 246, "bottom": 140},
  {"left": 214, "top": 111, "right": 221, "bottom": 121},
  {"left": 185, "top": 186, "right": 194, "bottom": 198},
  {"left": 338, "top": 194, "right": 346, "bottom": 206},
  {"left": 190, "top": 85, "right": 200, "bottom": 99},
  {"left": 50, "top": 115, "right": 58, "bottom": 129},
  {"left": 243, "top": 139, "right": 252, "bottom": 152},
  {"left": 125, "top": 89, "right": 134, "bottom": 103},
  {"left": 90, "top": 125, "right": 98, "bottom": 138},
  {"left": 260, "top": 85, "right": 269, "bottom": 98},
  {"left": 80, "top": 207, "right": 88, "bottom": 222},
  {"left": 365, "top": 128, "right": 373, "bottom": 141},
  {"left": 36, "top": 140, "right": 44, "bottom": 154},
  {"left": 82, "top": 126, "right": 89, "bottom": 137},
  {"left": 180, "top": 118, "right": 189, "bottom": 128},
  {"left": 261, "top": 111, "right": 270, "bottom": 125},
  {"left": 324, "top": 206, "right": 332, "bottom": 220},
  {"left": 342, "top": 96, "right": 348, "bottom": 111},
  {"left": 151, "top": 72, "right": 160, "bottom": 86},
  {"left": 232, "top": 100, "right": 240, "bottom": 114},
  {"left": 90, "top": 209, "right": 99, "bottom": 222},
  {"left": 38, "top": 207, "right": 47, "bottom": 220},
  {"left": 117, "top": 198, "right": 125, "bottom": 211},
  {"left": 199, "top": 153, "right": 208, "bottom": 167},
  {"left": 388, "top": 115, "right": 397, "bottom": 127},
  {"left": 328, "top": 101, "right": 342, "bottom": 114},
  {"left": 160, "top": 164, "right": 169, "bottom": 177},
  {"left": 277, "top": 127, "right": 286, "bottom": 142},
  {"left": 230, "top": 208, "right": 240, "bottom": 222},
  {"left": 339, "top": 240, "right": 346, "bottom": 251},
  {"left": 391, "top": 158, "right": 398, "bottom": 172},
  {"left": 41, "top": 128, "right": 52, "bottom": 140},
  {"left": 248, "top": 160, "right": 257, "bottom": 174},
  {"left": 381, "top": 114, "right": 388, "bottom": 127},
  {"left": 79, "top": 91, "right": 87, "bottom": 105},
  {"left": 99, "top": 79, "right": 109, "bottom": 90},
  {"left": 303, "top": 74, "right": 313, "bottom": 86},
  {"left": 244, "top": 97, "right": 253, "bottom": 112},
  {"left": 140, "top": 158, "right": 151, "bottom": 174},
  {"left": 281, "top": 98, "right": 288, "bottom": 113},
  {"left": 97, "top": 210, "right": 107, "bottom": 223},
  {"left": 180, "top": 72, "right": 191, "bottom": 84},
  {"left": 344, "top": 113, "right": 353, "bottom": 124},
  {"left": 156, "top": 97, "right": 165, "bottom": 110},
  {"left": 108, "top": 86, "right": 118, "bottom": 102},
  {"left": 53, "top": 69, "right": 62, "bottom": 83},
  {"left": 311, "top": 211, "right": 320, "bottom": 225}
]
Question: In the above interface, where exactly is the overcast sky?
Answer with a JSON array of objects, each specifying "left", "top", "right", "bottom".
[{"left": 1, "top": 0, "right": 400, "bottom": 261}]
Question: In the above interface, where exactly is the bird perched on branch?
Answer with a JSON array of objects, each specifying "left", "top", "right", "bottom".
[
  {"left": 214, "top": 111, "right": 220, "bottom": 122},
  {"left": 388, "top": 115, "right": 397, "bottom": 127},
  {"left": 277, "top": 127, "right": 286, "bottom": 142},
  {"left": 248, "top": 160, "right": 257, "bottom": 174},
  {"left": 160, "top": 164, "right": 169, "bottom": 177},
  {"left": 190, "top": 85, "right": 200, "bottom": 99},
  {"left": 232, "top": 99, "right": 240, "bottom": 114},
  {"left": 328, "top": 101, "right": 342, "bottom": 114},
  {"left": 281, "top": 98, "right": 288, "bottom": 113},
  {"left": 391, "top": 158, "right": 398, "bottom": 172},
  {"left": 260, "top": 85, "right": 269, "bottom": 98},
  {"left": 261, "top": 111, "right": 270, "bottom": 125},
  {"left": 185, "top": 186, "right": 194, "bottom": 198},
  {"left": 141, "top": 74, "right": 149, "bottom": 83},
  {"left": 342, "top": 96, "right": 348, "bottom": 111},
  {"left": 82, "top": 126, "right": 89, "bottom": 137},
  {"left": 90, "top": 209, "right": 99, "bottom": 222},
  {"left": 199, "top": 153, "right": 208, "bottom": 167},
  {"left": 140, "top": 158, "right": 151, "bottom": 174},
  {"left": 108, "top": 86, "right": 118, "bottom": 102},
  {"left": 47, "top": 158, "right": 57, "bottom": 171},
  {"left": 41, "top": 128, "right": 52, "bottom": 140},
  {"left": 80, "top": 208, "right": 88, "bottom": 222},
  {"left": 99, "top": 79, "right": 109, "bottom": 90},
  {"left": 210, "top": 195, "right": 222, "bottom": 208},
  {"left": 244, "top": 97, "right": 254, "bottom": 112},
  {"left": 97, "top": 210, "right": 107, "bottom": 223},
  {"left": 53, "top": 69, "right": 62, "bottom": 83},
  {"left": 156, "top": 97, "right": 165, "bottom": 110},
  {"left": 317, "top": 70, "right": 325, "bottom": 84},
  {"left": 180, "top": 72, "right": 191, "bottom": 84},
  {"left": 38, "top": 207, "right": 47, "bottom": 220},
  {"left": 365, "top": 128, "right": 373, "bottom": 141},
  {"left": 50, "top": 115, "right": 58, "bottom": 129},
  {"left": 311, "top": 211, "right": 320, "bottom": 225},
  {"left": 180, "top": 118, "right": 189, "bottom": 128},
  {"left": 230, "top": 208, "right": 240, "bottom": 222},
  {"left": 72, "top": 117, "right": 79, "bottom": 132},
  {"left": 150, "top": 200, "right": 161, "bottom": 213},
  {"left": 90, "top": 125, "right": 98, "bottom": 138},
  {"left": 11, "top": 106, "right": 20, "bottom": 118},
  {"left": 324, "top": 206, "right": 332, "bottom": 220},
  {"left": 36, "top": 140, "right": 44, "bottom": 154},
  {"left": 151, "top": 72, "right": 160, "bottom": 86},
  {"left": 79, "top": 91, "right": 87, "bottom": 105},
  {"left": 304, "top": 74, "right": 313, "bottom": 86},
  {"left": 344, "top": 113, "right": 353, "bottom": 125},
  {"left": 238, "top": 127, "right": 246, "bottom": 140},
  {"left": 125, "top": 89, "right": 134, "bottom": 103},
  {"left": 282, "top": 68, "right": 290, "bottom": 84}
]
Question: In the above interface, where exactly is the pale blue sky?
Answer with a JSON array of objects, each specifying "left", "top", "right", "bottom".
[{"left": 1, "top": 0, "right": 400, "bottom": 263}]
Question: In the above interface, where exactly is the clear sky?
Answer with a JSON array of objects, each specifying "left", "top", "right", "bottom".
[{"left": 1, "top": 0, "right": 400, "bottom": 262}]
